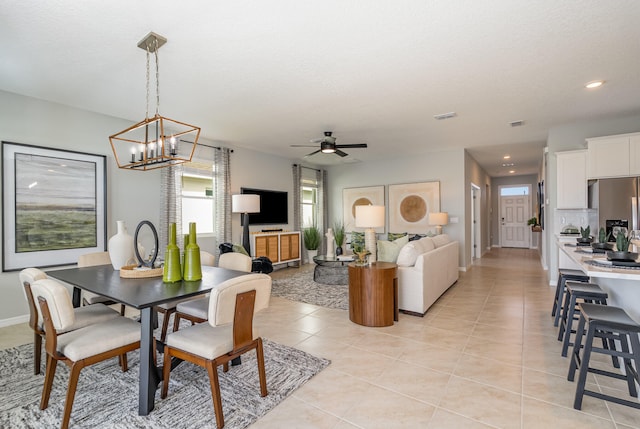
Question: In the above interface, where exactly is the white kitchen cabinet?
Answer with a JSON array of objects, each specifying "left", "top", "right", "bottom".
[
  {"left": 587, "top": 132, "right": 640, "bottom": 178},
  {"left": 556, "top": 150, "right": 587, "bottom": 209}
]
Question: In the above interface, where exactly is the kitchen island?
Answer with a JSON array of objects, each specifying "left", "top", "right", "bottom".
[{"left": 557, "top": 240, "right": 640, "bottom": 321}]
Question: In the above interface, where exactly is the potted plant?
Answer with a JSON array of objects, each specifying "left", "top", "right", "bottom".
[
  {"left": 333, "top": 221, "right": 346, "bottom": 256},
  {"left": 528, "top": 217, "right": 542, "bottom": 232},
  {"left": 303, "top": 225, "right": 321, "bottom": 262},
  {"left": 577, "top": 225, "right": 593, "bottom": 245},
  {"left": 608, "top": 229, "right": 638, "bottom": 261},
  {"left": 592, "top": 227, "right": 613, "bottom": 251}
]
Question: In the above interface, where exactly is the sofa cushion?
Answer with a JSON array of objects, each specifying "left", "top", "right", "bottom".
[
  {"left": 431, "top": 234, "right": 451, "bottom": 248},
  {"left": 396, "top": 236, "right": 434, "bottom": 267},
  {"left": 377, "top": 235, "right": 409, "bottom": 263}
]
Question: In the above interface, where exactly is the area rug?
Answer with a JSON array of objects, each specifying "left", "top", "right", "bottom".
[
  {"left": 0, "top": 339, "right": 330, "bottom": 429},
  {"left": 271, "top": 269, "right": 348, "bottom": 310}
]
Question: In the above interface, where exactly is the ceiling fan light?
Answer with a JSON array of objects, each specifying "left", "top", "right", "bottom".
[{"left": 321, "top": 141, "right": 335, "bottom": 153}]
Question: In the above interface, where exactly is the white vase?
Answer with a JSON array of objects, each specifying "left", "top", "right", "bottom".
[
  {"left": 108, "top": 220, "right": 134, "bottom": 270},
  {"left": 307, "top": 249, "right": 318, "bottom": 263},
  {"left": 325, "top": 228, "right": 335, "bottom": 258}
]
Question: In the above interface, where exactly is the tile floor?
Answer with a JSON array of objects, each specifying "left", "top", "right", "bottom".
[{"left": 2, "top": 247, "right": 639, "bottom": 428}]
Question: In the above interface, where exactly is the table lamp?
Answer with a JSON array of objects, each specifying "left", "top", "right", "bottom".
[
  {"left": 232, "top": 194, "right": 260, "bottom": 254},
  {"left": 355, "top": 205, "right": 385, "bottom": 263},
  {"left": 429, "top": 212, "right": 449, "bottom": 235}
]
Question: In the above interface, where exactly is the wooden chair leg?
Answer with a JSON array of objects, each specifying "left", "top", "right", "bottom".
[
  {"left": 206, "top": 360, "right": 225, "bottom": 429},
  {"left": 61, "top": 363, "right": 83, "bottom": 429},
  {"left": 121, "top": 353, "right": 128, "bottom": 372},
  {"left": 161, "top": 346, "right": 172, "bottom": 399},
  {"left": 160, "top": 308, "right": 175, "bottom": 343},
  {"left": 223, "top": 362, "right": 229, "bottom": 373},
  {"left": 34, "top": 333, "right": 42, "bottom": 375},
  {"left": 256, "top": 338, "right": 268, "bottom": 397},
  {"left": 172, "top": 313, "right": 181, "bottom": 333},
  {"left": 40, "top": 355, "right": 58, "bottom": 410}
]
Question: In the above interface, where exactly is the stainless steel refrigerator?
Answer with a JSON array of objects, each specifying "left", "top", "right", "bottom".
[{"left": 591, "top": 177, "right": 640, "bottom": 240}]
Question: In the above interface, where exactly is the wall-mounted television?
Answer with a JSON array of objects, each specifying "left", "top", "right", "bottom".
[{"left": 241, "top": 187, "right": 288, "bottom": 225}]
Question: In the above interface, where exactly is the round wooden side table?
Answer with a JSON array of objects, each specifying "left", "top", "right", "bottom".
[{"left": 348, "top": 261, "right": 398, "bottom": 327}]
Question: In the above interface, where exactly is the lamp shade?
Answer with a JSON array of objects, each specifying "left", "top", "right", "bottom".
[
  {"left": 429, "top": 212, "right": 449, "bottom": 226},
  {"left": 232, "top": 194, "right": 260, "bottom": 214},
  {"left": 355, "top": 205, "right": 385, "bottom": 228}
]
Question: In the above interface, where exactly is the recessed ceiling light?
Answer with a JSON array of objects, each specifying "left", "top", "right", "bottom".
[
  {"left": 503, "top": 155, "right": 511, "bottom": 159},
  {"left": 502, "top": 163, "right": 515, "bottom": 167},
  {"left": 509, "top": 170, "right": 515, "bottom": 174},
  {"left": 585, "top": 80, "right": 604, "bottom": 89}
]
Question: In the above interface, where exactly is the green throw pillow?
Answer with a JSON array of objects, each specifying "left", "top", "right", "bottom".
[
  {"left": 232, "top": 243, "right": 250, "bottom": 256},
  {"left": 350, "top": 232, "right": 365, "bottom": 250},
  {"left": 387, "top": 232, "right": 408, "bottom": 241},
  {"left": 377, "top": 234, "right": 410, "bottom": 263}
]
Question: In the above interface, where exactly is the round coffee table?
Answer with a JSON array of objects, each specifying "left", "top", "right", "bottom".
[{"left": 312, "top": 255, "right": 353, "bottom": 285}]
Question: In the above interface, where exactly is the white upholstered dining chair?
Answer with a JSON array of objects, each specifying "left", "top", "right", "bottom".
[
  {"left": 78, "top": 251, "right": 126, "bottom": 316},
  {"left": 161, "top": 273, "right": 272, "bottom": 429},
  {"left": 32, "top": 278, "right": 141, "bottom": 429},
  {"left": 171, "top": 252, "right": 253, "bottom": 331},
  {"left": 20, "top": 268, "right": 120, "bottom": 375}
]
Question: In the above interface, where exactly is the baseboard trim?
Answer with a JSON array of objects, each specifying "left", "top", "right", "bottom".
[
  {"left": 0, "top": 314, "right": 28, "bottom": 328},
  {"left": 399, "top": 309, "right": 426, "bottom": 317}
]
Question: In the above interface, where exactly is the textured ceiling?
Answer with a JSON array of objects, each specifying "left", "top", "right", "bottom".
[{"left": 1, "top": 1, "right": 639, "bottom": 176}]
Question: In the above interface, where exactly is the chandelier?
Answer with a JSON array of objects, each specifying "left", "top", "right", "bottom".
[{"left": 109, "top": 32, "right": 200, "bottom": 171}]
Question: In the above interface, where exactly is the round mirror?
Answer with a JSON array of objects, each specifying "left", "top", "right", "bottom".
[{"left": 134, "top": 220, "right": 159, "bottom": 267}]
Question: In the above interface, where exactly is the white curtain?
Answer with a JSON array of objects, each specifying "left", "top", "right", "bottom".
[
  {"left": 213, "top": 147, "right": 232, "bottom": 258},
  {"left": 159, "top": 165, "right": 183, "bottom": 256}
]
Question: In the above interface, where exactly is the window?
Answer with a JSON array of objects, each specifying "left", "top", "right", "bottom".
[
  {"left": 500, "top": 186, "right": 529, "bottom": 196},
  {"left": 302, "top": 184, "right": 317, "bottom": 228},
  {"left": 181, "top": 166, "right": 214, "bottom": 234}
]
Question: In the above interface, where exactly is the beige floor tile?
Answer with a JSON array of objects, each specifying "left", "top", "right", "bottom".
[
  {"left": 294, "top": 335, "right": 352, "bottom": 361},
  {"left": 397, "top": 341, "right": 463, "bottom": 373},
  {"left": 463, "top": 335, "right": 523, "bottom": 366},
  {"left": 373, "top": 360, "right": 451, "bottom": 406},
  {"left": 426, "top": 409, "right": 497, "bottom": 429},
  {"left": 413, "top": 326, "right": 471, "bottom": 350},
  {"left": 454, "top": 353, "right": 522, "bottom": 393},
  {"left": 439, "top": 375, "right": 522, "bottom": 429},
  {"left": 329, "top": 346, "right": 396, "bottom": 381},
  {"left": 522, "top": 397, "right": 616, "bottom": 429},
  {"left": 471, "top": 321, "right": 523, "bottom": 345},
  {"left": 248, "top": 396, "right": 340, "bottom": 429},
  {"left": 351, "top": 331, "right": 419, "bottom": 359},
  {"left": 342, "top": 384, "right": 436, "bottom": 429},
  {"left": 522, "top": 368, "right": 611, "bottom": 419},
  {"left": 293, "top": 368, "right": 373, "bottom": 417}
]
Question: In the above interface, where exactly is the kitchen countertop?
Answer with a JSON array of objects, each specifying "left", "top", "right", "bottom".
[{"left": 557, "top": 238, "right": 640, "bottom": 281}]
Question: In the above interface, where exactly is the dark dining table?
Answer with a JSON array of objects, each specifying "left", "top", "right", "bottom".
[{"left": 47, "top": 264, "right": 247, "bottom": 415}]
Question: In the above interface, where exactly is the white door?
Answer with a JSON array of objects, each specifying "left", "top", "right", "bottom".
[{"left": 500, "top": 194, "right": 530, "bottom": 248}]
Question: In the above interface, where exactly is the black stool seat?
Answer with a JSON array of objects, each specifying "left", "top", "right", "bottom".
[
  {"left": 559, "top": 282, "right": 609, "bottom": 358},
  {"left": 553, "top": 269, "right": 589, "bottom": 327},
  {"left": 568, "top": 303, "right": 640, "bottom": 411}
]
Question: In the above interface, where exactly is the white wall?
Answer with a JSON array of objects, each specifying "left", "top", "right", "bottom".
[
  {"left": 0, "top": 91, "right": 297, "bottom": 325},
  {"left": 464, "top": 151, "right": 492, "bottom": 263},
  {"left": 326, "top": 148, "right": 468, "bottom": 268},
  {"left": 545, "top": 112, "right": 640, "bottom": 285}
]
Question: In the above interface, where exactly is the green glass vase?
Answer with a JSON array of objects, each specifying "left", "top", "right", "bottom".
[
  {"left": 163, "top": 223, "right": 182, "bottom": 283},
  {"left": 183, "top": 222, "right": 202, "bottom": 281}
]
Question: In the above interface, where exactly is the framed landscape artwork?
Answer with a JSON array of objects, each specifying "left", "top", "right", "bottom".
[
  {"left": 388, "top": 181, "right": 440, "bottom": 234},
  {"left": 342, "top": 185, "right": 385, "bottom": 233},
  {"left": 1, "top": 141, "right": 107, "bottom": 271}
]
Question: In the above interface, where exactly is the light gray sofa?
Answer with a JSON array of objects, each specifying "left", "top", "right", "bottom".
[{"left": 396, "top": 234, "right": 459, "bottom": 316}]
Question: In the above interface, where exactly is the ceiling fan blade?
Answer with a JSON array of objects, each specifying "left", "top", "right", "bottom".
[
  {"left": 335, "top": 149, "right": 348, "bottom": 157},
  {"left": 335, "top": 143, "right": 368, "bottom": 149},
  {"left": 291, "top": 144, "right": 319, "bottom": 148},
  {"left": 304, "top": 149, "right": 322, "bottom": 157}
]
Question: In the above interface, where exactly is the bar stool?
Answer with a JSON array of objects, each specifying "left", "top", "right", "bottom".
[
  {"left": 553, "top": 269, "right": 589, "bottom": 327},
  {"left": 558, "top": 281, "right": 612, "bottom": 360},
  {"left": 568, "top": 303, "right": 640, "bottom": 411}
]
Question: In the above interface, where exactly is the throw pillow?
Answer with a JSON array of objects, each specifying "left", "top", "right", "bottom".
[
  {"left": 377, "top": 234, "right": 410, "bottom": 263},
  {"left": 431, "top": 234, "right": 451, "bottom": 248},
  {"left": 350, "top": 231, "right": 365, "bottom": 250},
  {"left": 396, "top": 242, "right": 420, "bottom": 267},
  {"left": 387, "top": 232, "right": 407, "bottom": 241},
  {"left": 232, "top": 243, "right": 250, "bottom": 256}
]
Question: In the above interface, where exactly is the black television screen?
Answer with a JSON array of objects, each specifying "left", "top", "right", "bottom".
[{"left": 241, "top": 188, "right": 288, "bottom": 225}]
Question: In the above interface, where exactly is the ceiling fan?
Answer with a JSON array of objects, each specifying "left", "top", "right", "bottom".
[{"left": 291, "top": 131, "right": 368, "bottom": 157}]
